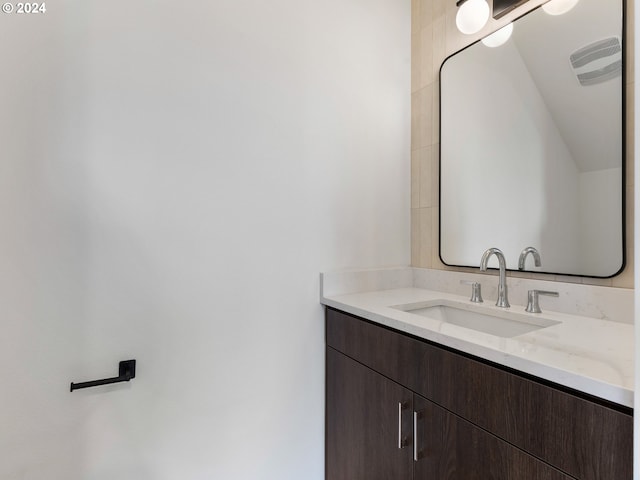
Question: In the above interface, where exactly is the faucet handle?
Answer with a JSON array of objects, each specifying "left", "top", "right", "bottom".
[
  {"left": 525, "top": 290, "right": 559, "bottom": 314},
  {"left": 460, "top": 280, "right": 483, "bottom": 303}
]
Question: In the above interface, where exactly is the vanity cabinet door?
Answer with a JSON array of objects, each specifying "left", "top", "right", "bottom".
[
  {"left": 413, "top": 395, "right": 573, "bottom": 480},
  {"left": 326, "top": 347, "right": 413, "bottom": 480}
]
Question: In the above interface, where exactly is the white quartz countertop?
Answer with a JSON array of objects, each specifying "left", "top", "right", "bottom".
[{"left": 322, "top": 286, "right": 634, "bottom": 408}]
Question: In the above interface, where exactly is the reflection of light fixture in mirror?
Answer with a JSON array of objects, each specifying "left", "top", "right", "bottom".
[
  {"left": 481, "top": 23, "right": 513, "bottom": 47},
  {"left": 455, "top": 0, "right": 490, "bottom": 35},
  {"left": 542, "top": 0, "right": 579, "bottom": 15},
  {"left": 493, "top": 0, "right": 530, "bottom": 19}
]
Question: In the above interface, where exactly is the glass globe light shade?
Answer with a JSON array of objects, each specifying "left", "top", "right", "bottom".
[
  {"left": 542, "top": 0, "right": 579, "bottom": 15},
  {"left": 456, "top": 0, "right": 490, "bottom": 35},
  {"left": 481, "top": 23, "right": 514, "bottom": 48}
]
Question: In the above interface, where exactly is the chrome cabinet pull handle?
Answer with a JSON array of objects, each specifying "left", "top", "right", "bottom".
[
  {"left": 413, "top": 411, "right": 419, "bottom": 461},
  {"left": 398, "top": 402, "right": 404, "bottom": 449}
]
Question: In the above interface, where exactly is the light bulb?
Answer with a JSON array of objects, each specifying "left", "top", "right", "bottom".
[
  {"left": 456, "top": 0, "right": 490, "bottom": 35},
  {"left": 481, "top": 23, "right": 513, "bottom": 48},
  {"left": 542, "top": 0, "right": 579, "bottom": 15}
]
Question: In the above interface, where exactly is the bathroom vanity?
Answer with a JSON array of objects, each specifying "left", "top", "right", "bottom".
[
  {"left": 322, "top": 268, "right": 634, "bottom": 480},
  {"left": 340, "top": 0, "right": 634, "bottom": 475}
]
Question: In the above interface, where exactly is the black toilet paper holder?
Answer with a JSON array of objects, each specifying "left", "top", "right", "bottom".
[{"left": 70, "top": 359, "right": 136, "bottom": 392}]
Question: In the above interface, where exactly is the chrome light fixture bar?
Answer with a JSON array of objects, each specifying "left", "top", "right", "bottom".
[{"left": 492, "top": 0, "right": 530, "bottom": 19}]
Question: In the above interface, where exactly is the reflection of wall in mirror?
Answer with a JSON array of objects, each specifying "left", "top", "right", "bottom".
[
  {"left": 441, "top": 37, "right": 621, "bottom": 275},
  {"left": 579, "top": 168, "right": 623, "bottom": 273},
  {"left": 513, "top": 0, "right": 622, "bottom": 173},
  {"left": 441, "top": 41, "right": 577, "bottom": 272}
]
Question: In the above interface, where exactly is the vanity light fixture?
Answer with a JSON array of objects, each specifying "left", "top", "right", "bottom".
[
  {"left": 455, "top": 0, "right": 490, "bottom": 35},
  {"left": 455, "top": 0, "right": 528, "bottom": 35},
  {"left": 492, "top": 0, "right": 530, "bottom": 19},
  {"left": 481, "top": 23, "right": 514, "bottom": 47},
  {"left": 542, "top": 0, "right": 579, "bottom": 15}
]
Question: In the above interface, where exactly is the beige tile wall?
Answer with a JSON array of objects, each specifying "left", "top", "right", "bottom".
[{"left": 411, "top": 0, "right": 635, "bottom": 289}]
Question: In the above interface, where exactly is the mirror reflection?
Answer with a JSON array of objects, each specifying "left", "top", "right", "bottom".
[{"left": 440, "top": 0, "right": 624, "bottom": 277}]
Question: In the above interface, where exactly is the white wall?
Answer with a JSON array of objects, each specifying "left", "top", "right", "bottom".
[{"left": 0, "top": 1, "right": 410, "bottom": 478}]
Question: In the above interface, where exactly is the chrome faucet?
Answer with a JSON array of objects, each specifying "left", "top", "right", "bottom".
[
  {"left": 518, "top": 247, "right": 541, "bottom": 270},
  {"left": 479, "top": 248, "right": 510, "bottom": 308}
]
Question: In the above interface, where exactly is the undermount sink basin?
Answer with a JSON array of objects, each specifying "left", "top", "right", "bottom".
[{"left": 392, "top": 301, "right": 561, "bottom": 338}]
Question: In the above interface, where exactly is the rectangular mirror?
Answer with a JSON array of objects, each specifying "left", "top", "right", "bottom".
[{"left": 440, "top": 0, "right": 624, "bottom": 277}]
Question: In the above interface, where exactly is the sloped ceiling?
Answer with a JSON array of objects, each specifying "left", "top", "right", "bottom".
[{"left": 511, "top": 0, "right": 622, "bottom": 172}]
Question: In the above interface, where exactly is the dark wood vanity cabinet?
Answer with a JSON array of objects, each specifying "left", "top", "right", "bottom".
[
  {"left": 325, "top": 307, "right": 633, "bottom": 480},
  {"left": 326, "top": 347, "right": 413, "bottom": 479}
]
